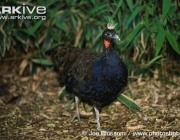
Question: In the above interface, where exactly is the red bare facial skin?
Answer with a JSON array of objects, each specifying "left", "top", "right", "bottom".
[{"left": 103, "top": 39, "right": 110, "bottom": 49}]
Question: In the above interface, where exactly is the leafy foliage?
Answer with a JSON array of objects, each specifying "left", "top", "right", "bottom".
[{"left": 1, "top": 0, "right": 179, "bottom": 75}]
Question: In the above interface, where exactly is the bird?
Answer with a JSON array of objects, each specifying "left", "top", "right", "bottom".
[{"left": 52, "top": 22, "right": 128, "bottom": 131}]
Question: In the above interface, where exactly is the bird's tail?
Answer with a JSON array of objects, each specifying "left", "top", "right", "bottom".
[{"left": 51, "top": 45, "right": 83, "bottom": 86}]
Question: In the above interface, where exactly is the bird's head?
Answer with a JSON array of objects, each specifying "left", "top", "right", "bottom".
[{"left": 102, "top": 23, "right": 120, "bottom": 49}]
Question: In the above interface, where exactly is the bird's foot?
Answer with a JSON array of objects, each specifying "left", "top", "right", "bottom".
[
  {"left": 71, "top": 111, "right": 81, "bottom": 126},
  {"left": 70, "top": 96, "right": 81, "bottom": 126},
  {"left": 94, "top": 106, "right": 111, "bottom": 133}
]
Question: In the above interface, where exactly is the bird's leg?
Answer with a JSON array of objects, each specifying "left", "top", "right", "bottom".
[
  {"left": 71, "top": 96, "right": 81, "bottom": 126},
  {"left": 94, "top": 106, "right": 101, "bottom": 131}
]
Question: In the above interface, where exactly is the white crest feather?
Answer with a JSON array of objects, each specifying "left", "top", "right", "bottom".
[{"left": 107, "top": 23, "right": 117, "bottom": 30}]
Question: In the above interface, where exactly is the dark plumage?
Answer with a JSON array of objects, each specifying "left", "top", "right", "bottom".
[{"left": 52, "top": 25, "right": 128, "bottom": 131}]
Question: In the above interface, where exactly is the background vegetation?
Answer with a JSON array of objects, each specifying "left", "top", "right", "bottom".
[
  {"left": 0, "top": 0, "right": 180, "bottom": 105},
  {"left": 1, "top": 0, "right": 179, "bottom": 78}
]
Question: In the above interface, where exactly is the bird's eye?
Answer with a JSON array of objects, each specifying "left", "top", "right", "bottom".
[{"left": 106, "top": 33, "right": 112, "bottom": 36}]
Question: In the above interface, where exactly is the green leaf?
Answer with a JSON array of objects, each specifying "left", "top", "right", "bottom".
[
  {"left": 49, "top": 4, "right": 60, "bottom": 19},
  {"left": 13, "top": 31, "right": 29, "bottom": 46},
  {"left": 90, "top": 0, "right": 96, "bottom": 6},
  {"left": 146, "top": 2, "right": 154, "bottom": 15},
  {"left": 127, "top": 87, "right": 133, "bottom": 98},
  {"left": 156, "top": 19, "right": 164, "bottom": 31},
  {"left": 45, "top": 0, "right": 59, "bottom": 8},
  {"left": 144, "top": 55, "right": 162, "bottom": 68},
  {"left": 156, "top": 30, "right": 165, "bottom": 56},
  {"left": 117, "top": 94, "right": 141, "bottom": 114},
  {"left": 89, "top": 4, "right": 108, "bottom": 17},
  {"left": 126, "top": 6, "right": 143, "bottom": 28},
  {"left": 55, "top": 22, "right": 66, "bottom": 31},
  {"left": 144, "top": 10, "right": 149, "bottom": 27},
  {"left": 112, "top": 0, "right": 123, "bottom": 18},
  {"left": 31, "top": 58, "right": 54, "bottom": 65},
  {"left": 125, "top": 23, "right": 144, "bottom": 48},
  {"left": 41, "top": 42, "right": 62, "bottom": 53},
  {"left": 165, "top": 31, "right": 180, "bottom": 55},
  {"left": 6, "top": 36, "right": 11, "bottom": 50},
  {"left": 29, "top": 20, "right": 44, "bottom": 35},
  {"left": 162, "top": 0, "right": 172, "bottom": 19},
  {"left": 82, "top": 103, "right": 87, "bottom": 112},
  {"left": 20, "top": 20, "right": 44, "bottom": 37},
  {"left": 168, "top": 5, "right": 177, "bottom": 20},
  {"left": 126, "top": 0, "right": 133, "bottom": 12},
  {"left": 0, "top": 31, "right": 5, "bottom": 57},
  {"left": 20, "top": 29, "right": 34, "bottom": 36},
  {"left": 31, "top": 62, "right": 38, "bottom": 75},
  {"left": 59, "top": 88, "right": 66, "bottom": 100},
  {"left": 65, "top": 99, "right": 74, "bottom": 111}
]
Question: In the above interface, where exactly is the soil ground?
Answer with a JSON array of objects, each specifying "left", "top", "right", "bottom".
[{"left": 0, "top": 58, "right": 180, "bottom": 140}]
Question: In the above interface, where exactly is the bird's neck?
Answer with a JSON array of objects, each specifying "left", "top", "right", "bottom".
[{"left": 103, "top": 39, "right": 115, "bottom": 53}]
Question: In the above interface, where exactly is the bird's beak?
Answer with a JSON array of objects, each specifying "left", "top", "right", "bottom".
[{"left": 113, "top": 34, "right": 120, "bottom": 41}]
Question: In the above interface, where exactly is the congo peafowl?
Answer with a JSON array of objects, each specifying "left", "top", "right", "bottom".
[{"left": 52, "top": 23, "right": 128, "bottom": 131}]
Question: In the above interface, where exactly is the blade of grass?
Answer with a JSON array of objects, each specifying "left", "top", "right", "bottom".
[
  {"left": 144, "top": 55, "right": 162, "bottom": 68},
  {"left": 31, "top": 58, "right": 54, "bottom": 65},
  {"left": 59, "top": 87, "right": 66, "bottom": 100},
  {"left": 117, "top": 94, "right": 141, "bottom": 114},
  {"left": 64, "top": 99, "right": 74, "bottom": 111},
  {"left": 127, "top": 87, "right": 133, "bottom": 98}
]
